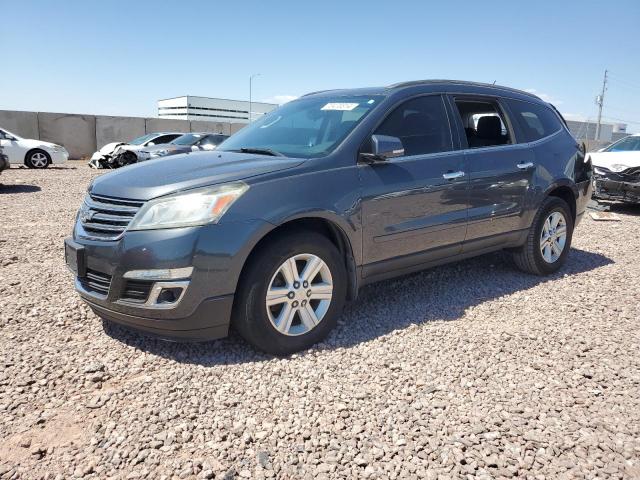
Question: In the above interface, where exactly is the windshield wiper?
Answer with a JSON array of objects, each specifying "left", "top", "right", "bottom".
[{"left": 236, "top": 147, "right": 283, "bottom": 157}]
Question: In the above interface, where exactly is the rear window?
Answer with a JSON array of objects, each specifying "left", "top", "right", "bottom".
[{"left": 506, "top": 99, "right": 563, "bottom": 142}]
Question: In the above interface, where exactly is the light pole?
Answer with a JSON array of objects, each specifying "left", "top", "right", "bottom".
[{"left": 249, "top": 73, "right": 261, "bottom": 123}]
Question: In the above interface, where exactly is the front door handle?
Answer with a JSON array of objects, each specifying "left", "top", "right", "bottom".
[
  {"left": 517, "top": 162, "right": 535, "bottom": 170},
  {"left": 442, "top": 171, "right": 465, "bottom": 180}
]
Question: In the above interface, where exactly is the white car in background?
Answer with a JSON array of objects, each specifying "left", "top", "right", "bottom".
[
  {"left": 0, "top": 127, "right": 68, "bottom": 169},
  {"left": 89, "top": 132, "right": 183, "bottom": 169},
  {"left": 589, "top": 134, "right": 640, "bottom": 204}
]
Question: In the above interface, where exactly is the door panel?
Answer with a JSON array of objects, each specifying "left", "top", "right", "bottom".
[
  {"left": 360, "top": 151, "right": 468, "bottom": 266},
  {"left": 359, "top": 94, "right": 468, "bottom": 270},
  {"left": 446, "top": 94, "right": 535, "bottom": 248},
  {"left": 464, "top": 145, "right": 535, "bottom": 244}
]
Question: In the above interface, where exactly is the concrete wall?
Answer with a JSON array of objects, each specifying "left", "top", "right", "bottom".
[
  {"left": 38, "top": 112, "right": 97, "bottom": 159},
  {"left": 0, "top": 110, "right": 39, "bottom": 140},
  {"left": 144, "top": 118, "right": 191, "bottom": 135},
  {"left": 230, "top": 123, "right": 245, "bottom": 135},
  {"left": 190, "top": 120, "right": 231, "bottom": 135},
  {"left": 0, "top": 109, "right": 247, "bottom": 159},
  {"left": 96, "top": 116, "right": 146, "bottom": 148}
]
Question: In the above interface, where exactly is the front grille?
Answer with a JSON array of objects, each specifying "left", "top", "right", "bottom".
[
  {"left": 121, "top": 280, "right": 153, "bottom": 303},
  {"left": 79, "top": 194, "right": 145, "bottom": 240},
  {"left": 79, "top": 269, "right": 112, "bottom": 296}
]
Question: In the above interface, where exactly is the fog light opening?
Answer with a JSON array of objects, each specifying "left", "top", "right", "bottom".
[{"left": 156, "top": 287, "right": 184, "bottom": 305}]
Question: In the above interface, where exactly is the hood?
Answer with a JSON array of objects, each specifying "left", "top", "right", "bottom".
[
  {"left": 91, "top": 142, "right": 126, "bottom": 160},
  {"left": 19, "top": 138, "right": 60, "bottom": 149},
  {"left": 589, "top": 151, "right": 640, "bottom": 170},
  {"left": 90, "top": 150, "right": 305, "bottom": 200},
  {"left": 98, "top": 142, "right": 125, "bottom": 154}
]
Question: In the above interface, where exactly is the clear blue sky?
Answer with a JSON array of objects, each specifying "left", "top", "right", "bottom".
[{"left": 2, "top": 0, "right": 639, "bottom": 131}]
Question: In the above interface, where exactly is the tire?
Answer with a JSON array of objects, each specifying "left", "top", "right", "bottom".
[
  {"left": 233, "top": 230, "right": 347, "bottom": 356},
  {"left": 25, "top": 150, "right": 51, "bottom": 169},
  {"left": 512, "top": 196, "right": 574, "bottom": 275}
]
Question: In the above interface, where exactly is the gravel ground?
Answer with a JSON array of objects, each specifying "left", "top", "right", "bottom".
[{"left": 1, "top": 162, "right": 639, "bottom": 480}]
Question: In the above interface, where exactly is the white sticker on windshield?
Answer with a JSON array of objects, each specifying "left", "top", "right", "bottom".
[{"left": 321, "top": 102, "right": 359, "bottom": 111}]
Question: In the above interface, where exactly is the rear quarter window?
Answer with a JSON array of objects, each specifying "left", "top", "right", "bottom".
[{"left": 506, "top": 99, "right": 563, "bottom": 142}]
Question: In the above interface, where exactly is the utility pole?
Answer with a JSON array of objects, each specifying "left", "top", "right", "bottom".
[
  {"left": 249, "top": 73, "right": 261, "bottom": 123},
  {"left": 594, "top": 69, "right": 608, "bottom": 141}
]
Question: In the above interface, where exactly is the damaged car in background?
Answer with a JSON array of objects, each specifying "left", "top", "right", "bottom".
[
  {"left": 133, "top": 132, "right": 230, "bottom": 163},
  {"left": 590, "top": 134, "right": 640, "bottom": 204},
  {"left": 89, "top": 132, "right": 229, "bottom": 169},
  {"left": 89, "top": 132, "right": 182, "bottom": 169}
]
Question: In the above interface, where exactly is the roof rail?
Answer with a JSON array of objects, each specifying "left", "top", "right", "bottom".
[
  {"left": 387, "top": 79, "right": 540, "bottom": 100},
  {"left": 301, "top": 89, "right": 338, "bottom": 97}
]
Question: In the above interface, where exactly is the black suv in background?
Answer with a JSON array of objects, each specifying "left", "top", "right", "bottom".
[
  {"left": 65, "top": 80, "right": 592, "bottom": 355},
  {"left": 0, "top": 146, "right": 8, "bottom": 176}
]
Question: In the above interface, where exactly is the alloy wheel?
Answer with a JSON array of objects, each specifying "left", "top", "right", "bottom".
[
  {"left": 539, "top": 211, "right": 567, "bottom": 263},
  {"left": 265, "top": 253, "right": 333, "bottom": 336},
  {"left": 30, "top": 152, "right": 48, "bottom": 168}
]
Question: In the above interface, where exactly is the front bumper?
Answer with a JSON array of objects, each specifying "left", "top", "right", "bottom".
[
  {"left": 51, "top": 150, "right": 69, "bottom": 164},
  {"left": 65, "top": 218, "right": 272, "bottom": 341},
  {"left": 593, "top": 176, "right": 640, "bottom": 203}
]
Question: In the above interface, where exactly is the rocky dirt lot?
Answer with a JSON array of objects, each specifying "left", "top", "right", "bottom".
[{"left": 0, "top": 162, "right": 639, "bottom": 480}]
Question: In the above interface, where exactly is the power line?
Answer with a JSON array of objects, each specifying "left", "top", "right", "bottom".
[
  {"left": 604, "top": 105, "right": 640, "bottom": 115},
  {"left": 608, "top": 74, "right": 640, "bottom": 90},
  {"left": 601, "top": 115, "right": 640, "bottom": 125}
]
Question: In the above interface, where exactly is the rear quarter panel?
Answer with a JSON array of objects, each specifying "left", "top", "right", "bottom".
[{"left": 527, "top": 130, "right": 591, "bottom": 225}]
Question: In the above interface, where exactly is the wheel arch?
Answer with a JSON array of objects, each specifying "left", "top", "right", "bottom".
[
  {"left": 237, "top": 214, "right": 360, "bottom": 302},
  {"left": 24, "top": 148, "right": 51, "bottom": 166},
  {"left": 544, "top": 180, "right": 578, "bottom": 221}
]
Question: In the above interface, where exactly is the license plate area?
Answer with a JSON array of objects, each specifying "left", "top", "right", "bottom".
[{"left": 64, "top": 239, "right": 86, "bottom": 277}]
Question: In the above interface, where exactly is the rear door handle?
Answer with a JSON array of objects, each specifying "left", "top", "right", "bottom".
[
  {"left": 517, "top": 162, "right": 535, "bottom": 170},
  {"left": 442, "top": 171, "right": 465, "bottom": 180}
]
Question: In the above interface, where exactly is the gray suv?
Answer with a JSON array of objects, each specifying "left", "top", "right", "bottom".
[{"left": 65, "top": 80, "right": 592, "bottom": 355}]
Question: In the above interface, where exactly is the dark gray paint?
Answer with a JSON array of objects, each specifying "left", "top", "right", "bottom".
[{"left": 71, "top": 80, "right": 592, "bottom": 340}]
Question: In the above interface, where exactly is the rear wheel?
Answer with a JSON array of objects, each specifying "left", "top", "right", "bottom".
[
  {"left": 233, "top": 231, "right": 347, "bottom": 355},
  {"left": 25, "top": 150, "right": 50, "bottom": 169},
  {"left": 512, "top": 196, "right": 574, "bottom": 275}
]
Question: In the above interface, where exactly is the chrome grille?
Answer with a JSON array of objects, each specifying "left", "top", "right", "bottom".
[
  {"left": 79, "top": 269, "right": 112, "bottom": 296},
  {"left": 122, "top": 280, "right": 153, "bottom": 303},
  {"left": 79, "top": 194, "right": 144, "bottom": 240}
]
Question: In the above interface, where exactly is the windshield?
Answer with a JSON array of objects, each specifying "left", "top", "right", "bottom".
[
  {"left": 171, "top": 133, "right": 204, "bottom": 146},
  {"left": 130, "top": 133, "right": 156, "bottom": 145},
  {"left": 604, "top": 136, "right": 640, "bottom": 152},
  {"left": 1, "top": 128, "right": 21, "bottom": 140},
  {"left": 217, "top": 95, "right": 384, "bottom": 158}
]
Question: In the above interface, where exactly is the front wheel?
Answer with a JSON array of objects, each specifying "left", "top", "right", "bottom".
[
  {"left": 233, "top": 231, "right": 347, "bottom": 355},
  {"left": 25, "top": 150, "right": 51, "bottom": 169},
  {"left": 512, "top": 196, "right": 574, "bottom": 275}
]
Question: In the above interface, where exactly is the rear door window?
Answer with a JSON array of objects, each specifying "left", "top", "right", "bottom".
[
  {"left": 505, "top": 99, "right": 563, "bottom": 142},
  {"left": 453, "top": 98, "right": 513, "bottom": 149},
  {"left": 374, "top": 95, "right": 453, "bottom": 156}
]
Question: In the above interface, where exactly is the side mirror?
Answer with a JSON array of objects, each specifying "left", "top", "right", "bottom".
[
  {"left": 359, "top": 135, "right": 404, "bottom": 163},
  {"left": 147, "top": 142, "right": 155, "bottom": 146}
]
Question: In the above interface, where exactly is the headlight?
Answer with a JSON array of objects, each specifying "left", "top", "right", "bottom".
[{"left": 128, "top": 183, "right": 249, "bottom": 231}]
